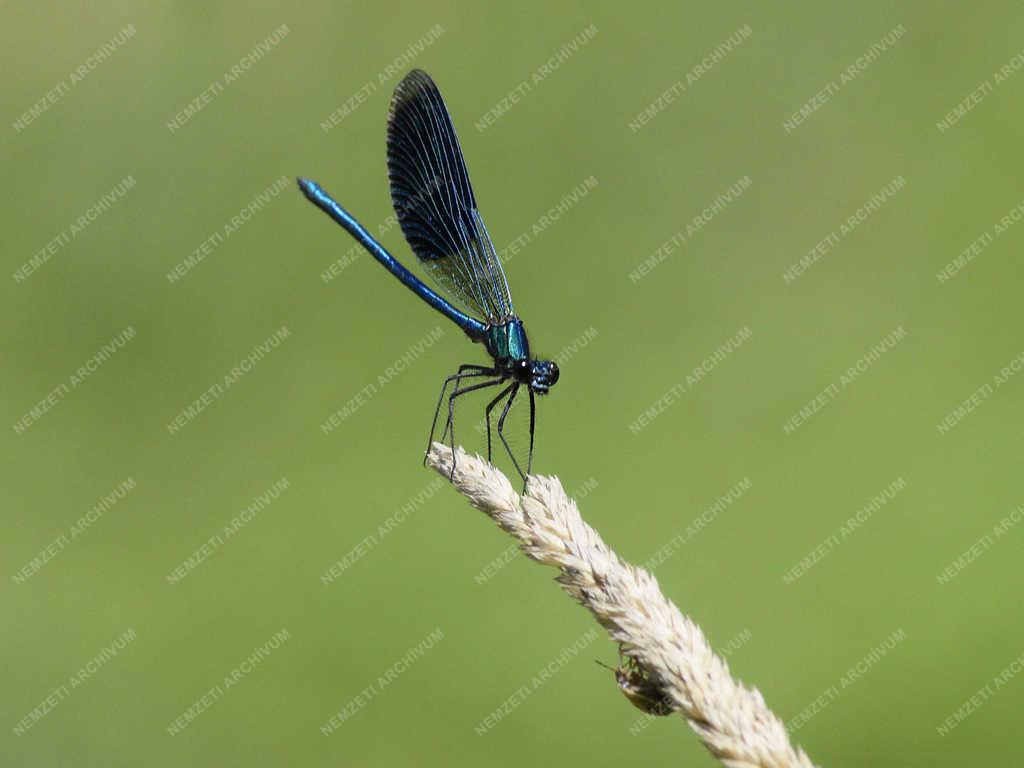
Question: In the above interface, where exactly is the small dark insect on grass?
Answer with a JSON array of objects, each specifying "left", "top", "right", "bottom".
[{"left": 597, "top": 657, "right": 677, "bottom": 716}]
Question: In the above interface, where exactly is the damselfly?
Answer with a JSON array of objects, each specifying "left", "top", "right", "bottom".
[{"left": 299, "top": 70, "right": 559, "bottom": 481}]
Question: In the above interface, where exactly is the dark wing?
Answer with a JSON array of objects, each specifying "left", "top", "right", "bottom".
[{"left": 387, "top": 69, "right": 513, "bottom": 323}]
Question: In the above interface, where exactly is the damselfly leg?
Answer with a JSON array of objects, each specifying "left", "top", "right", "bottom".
[
  {"left": 441, "top": 375, "right": 504, "bottom": 479},
  {"left": 425, "top": 364, "right": 495, "bottom": 464},
  {"left": 497, "top": 384, "right": 529, "bottom": 484},
  {"left": 484, "top": 382, "right": 517, "bottom": 462},
  {"left": 527, "top": 389, "right": 536, "bottom": 478}
]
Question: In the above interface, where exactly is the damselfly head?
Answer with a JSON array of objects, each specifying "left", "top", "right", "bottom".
[{"left": 529, "top": 360, "right": 559, "bottom": 394}]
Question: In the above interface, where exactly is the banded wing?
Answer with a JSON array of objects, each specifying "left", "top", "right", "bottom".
[{"left": 387, "top": 69, "right": 513, "bottom": 323}]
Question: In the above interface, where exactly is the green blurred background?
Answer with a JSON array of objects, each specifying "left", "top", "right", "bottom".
[{"left": 3, "top": 1, "right": 1023, "bottom": 765}]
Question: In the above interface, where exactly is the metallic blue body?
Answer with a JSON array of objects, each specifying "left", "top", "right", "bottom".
[
  {"left": 485, "top": 319, "right": 529, "bottom": 362},
  {"left": 298, "top": 178, "right": 488, "bottom": 341}
]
